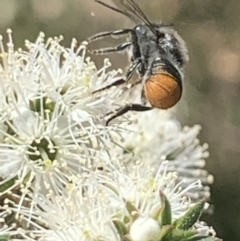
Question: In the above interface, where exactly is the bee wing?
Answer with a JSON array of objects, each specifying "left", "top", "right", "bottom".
[{"left": 111, "top": 0, "right": 158, "bottom": 35}]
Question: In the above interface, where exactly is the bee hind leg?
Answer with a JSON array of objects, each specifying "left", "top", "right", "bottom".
[{"left": 106, "top": 104, "right": 152, "bottom": 125}]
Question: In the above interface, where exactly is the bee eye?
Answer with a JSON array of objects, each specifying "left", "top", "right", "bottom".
[
  {"left": 165, "top": 33, "right": 172, "bottom": 40},
  {"left": 136, "top": 26, "right": 146, "bottom": 35},
  {"left": 135, "top": 26, "right": 141, "bottom": 34}
]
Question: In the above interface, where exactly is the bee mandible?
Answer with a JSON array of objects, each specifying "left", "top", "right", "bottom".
[{"left": 87, "top": 0, "right": 189, "bottom": 125}]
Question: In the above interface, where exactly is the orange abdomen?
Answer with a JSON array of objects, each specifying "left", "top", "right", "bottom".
[{"left": 145, "top": 73, "right": 182, "bottom": 109}]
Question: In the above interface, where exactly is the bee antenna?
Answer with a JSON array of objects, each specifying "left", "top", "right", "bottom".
[{"left": 95, "top": 0, "right": 132, "bottom": 19}]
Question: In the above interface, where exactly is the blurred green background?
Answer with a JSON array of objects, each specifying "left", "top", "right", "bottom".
[{"left": 1, "top": 0, "right": 239, "bottom": 240}]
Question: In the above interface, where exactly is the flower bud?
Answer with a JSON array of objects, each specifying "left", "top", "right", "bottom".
[{"left": 129, "top": 216, "right": 161, "bottom": 241}]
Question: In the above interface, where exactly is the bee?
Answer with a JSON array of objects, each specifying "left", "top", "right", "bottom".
[{"left": 87, "top": 0, "right": 189, "bottom": 125}]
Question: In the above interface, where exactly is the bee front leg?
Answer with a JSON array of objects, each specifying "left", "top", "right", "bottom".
[
  {"left": 90, "top": 42, "right": 132, "bottom": 55},
  {"left": 87, "top": 29, "right": 132, "bottom": 43},
  {"left": 92, "top": 59, "right": 140, "bottom": 94}
]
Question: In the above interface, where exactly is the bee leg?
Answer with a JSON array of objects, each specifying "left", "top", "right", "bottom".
[
  {"left": 87, "top": 29, "right": 132, "bottom": 43},
  {"left": 93, "top": 79, "right": 126, "bottom": 94},
  {"left": 141, "top": 87, "right": 147, "bottom": 105},
  {"left": 90, "top": 42, "right": 132, "bottom": 55},
  {"left": 106, "top": 104, "right": 152, "bottom": 125},
  {"left": 92, "top": 59, "right": 140, "bottom": 94}
]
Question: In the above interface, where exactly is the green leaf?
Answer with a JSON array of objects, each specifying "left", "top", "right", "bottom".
[
  {"left": 125, "top": 201, "right": 139, "bottom": 220},
  {"left": 29, "top": 98, "right": 41, "bottom": 112},
  {"left": 0, "top": 176, "right": 16, "bottom": 193},
  {"left": 29, "top": 97, "right": 55, "bottom": 120},
  {"left": 151, "top": 205, "right": 162, "bottom": 222},
  {"left": 0, "top": 234, "right": 10, "bottom": 241},
  {"left": 161, "top": 228, "right": 197, "bottom": 241},
  {"left": 173, "top": 199, "right": 205, "bottom": 230},
  {"left": 113, "top": 219, "right": 128, "bottom": 239},
  {"left": 159, "top": 191, "right": 172, "bottom": 226},
  {"left": 159, "top": 225, "right": 174, "bottom": 241}
]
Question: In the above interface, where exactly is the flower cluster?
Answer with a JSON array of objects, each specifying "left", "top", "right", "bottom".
[
  {"left": 115, "top": 110, "right": 214, "bottom": 200},
  {"left": 0, "top": 30, "right": 220, "bottom": 241}
]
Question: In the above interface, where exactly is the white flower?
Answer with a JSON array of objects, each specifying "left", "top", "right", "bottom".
[
  {"left": 95, "top": 161, "right": 200, "bottom": 220},
  {"left": 0, "top": 30, "right": 124, "bottom": 208},
  {"left": 13, "top": 170, "right": 122, "bottom": 241},
  {"left": 0, "top": 30, "right": 219, "bottom": 241},
  {"left": 114, "top": 109, "right": 213, "bottom": 200},
  {"left": 19, "top": 161, "right": 213, "bottom": 241},
  {"left": 129, "top": 216, "right": 161, "bottom": 241}
]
